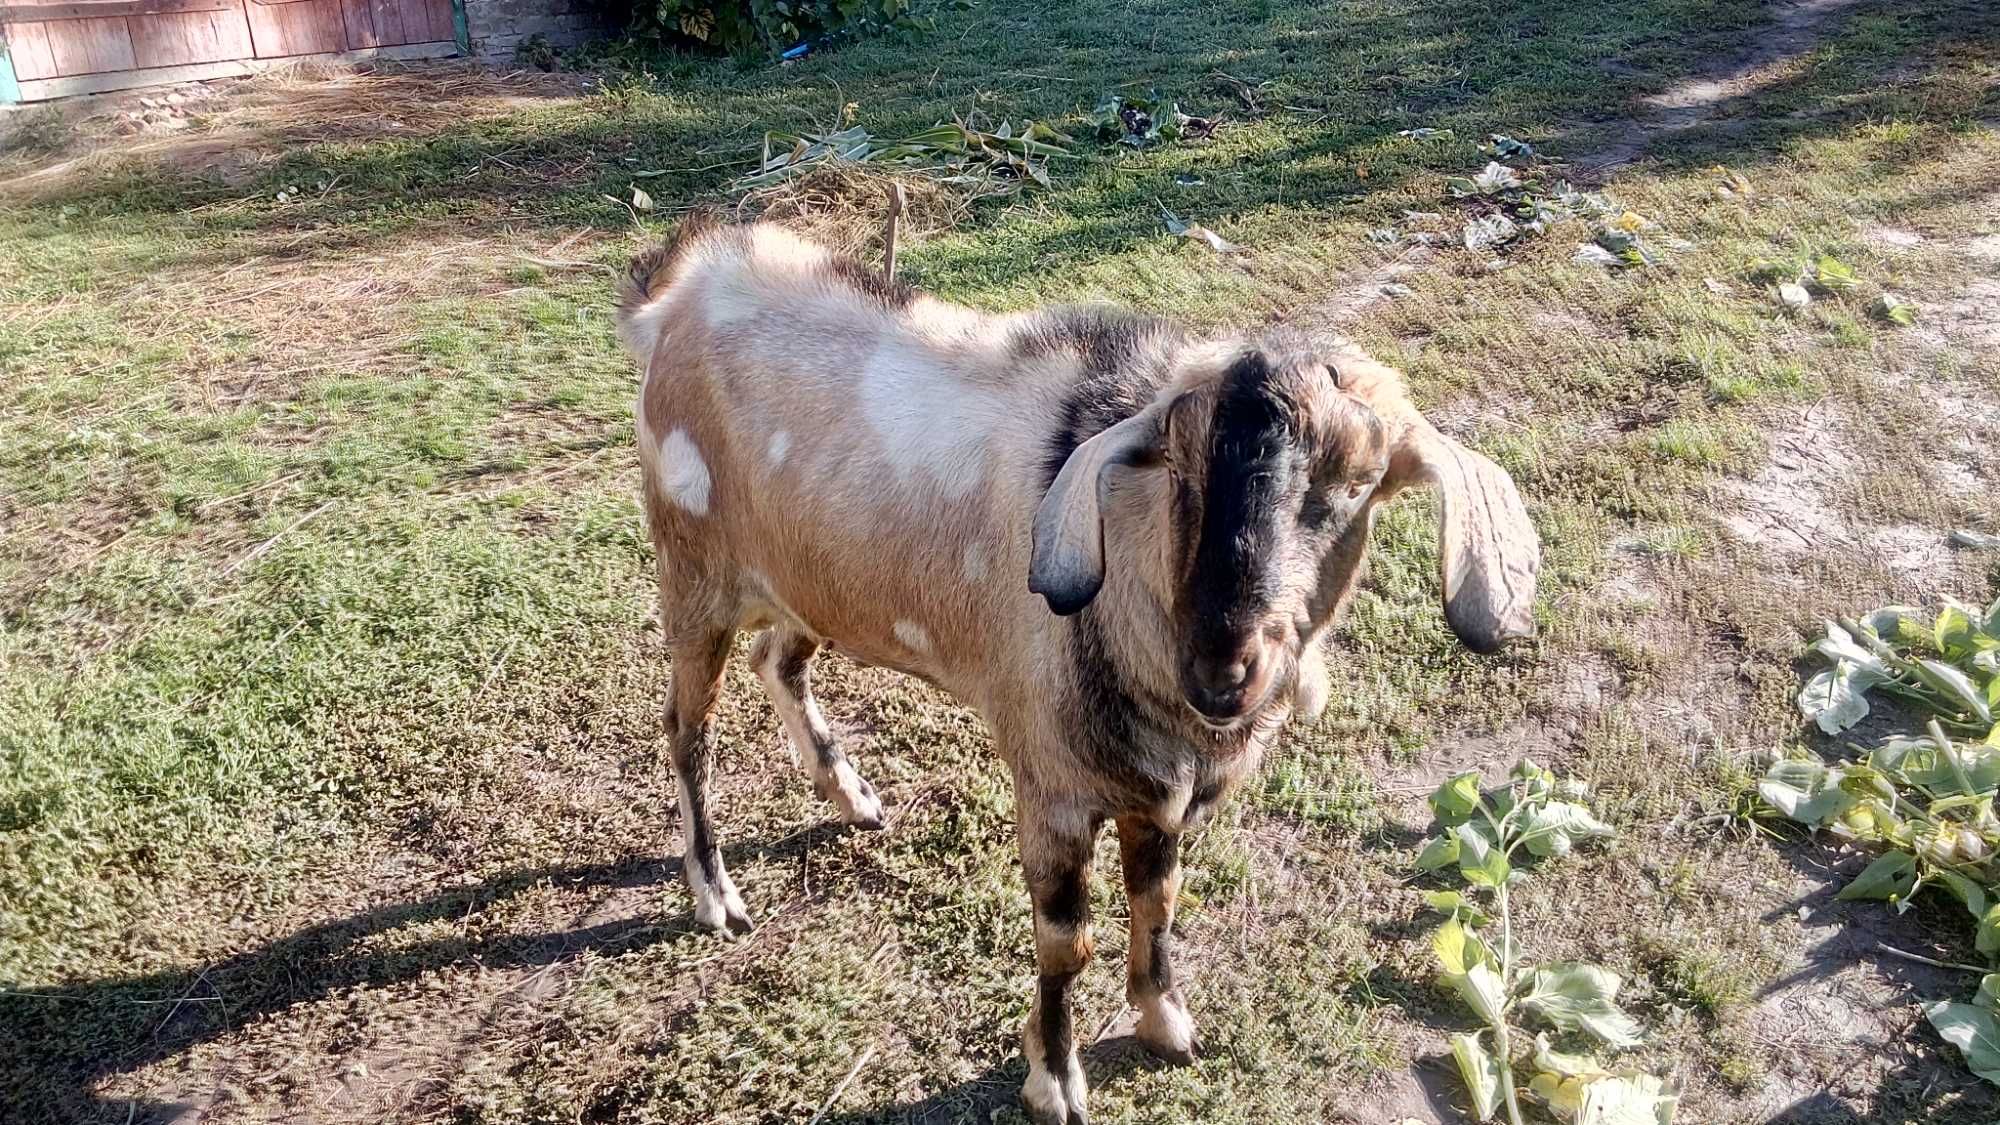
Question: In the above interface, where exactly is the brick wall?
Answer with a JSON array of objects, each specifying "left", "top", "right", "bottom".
[{"left": 463, "top": 0, "right": 613, "bottom": 59}]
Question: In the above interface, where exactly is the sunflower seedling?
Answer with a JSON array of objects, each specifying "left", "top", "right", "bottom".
[{"left": 1415, "top": 760, "right": 1676, "bottom": 1124}]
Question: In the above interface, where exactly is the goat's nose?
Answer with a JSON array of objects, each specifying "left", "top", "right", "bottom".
[
  {"left": 1210, "top": 657, "right": 1250, "bottom": 689},
  {"left": 1185, "top": 643, "right": 1265, "bottom": 720}
]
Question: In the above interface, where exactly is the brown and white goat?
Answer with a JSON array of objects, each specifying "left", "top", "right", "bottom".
[{"left": 616, "top": 216, "right": 1539, "bottom": 1125}]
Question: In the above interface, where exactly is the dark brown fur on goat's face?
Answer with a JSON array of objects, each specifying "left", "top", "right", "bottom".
[{"left": 1163, "top": 345, "right": 1388, "bottom": 725}]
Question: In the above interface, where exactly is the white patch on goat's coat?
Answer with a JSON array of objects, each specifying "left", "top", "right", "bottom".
[
  {"left": 961, "top": 542, "right": 988, "bottom": 581},
  {"left": 857, "top": 338, "right": 997, "bottom": 497},
  {"left": 657, "top": 429, "right": 712, "bottom": 516},
  {"left": 767, "top": 430, "right": 791, "bottom": 466},
  {"left": 893, "top": 620, "right": 931, "bottom": 653},
  {"left": 699, "top": 260, "right": 762, "bottom": 328}
]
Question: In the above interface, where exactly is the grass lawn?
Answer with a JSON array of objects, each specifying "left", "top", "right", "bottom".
[{"left": 2, "top": 0, "right": 1998, "bottom": 1121}]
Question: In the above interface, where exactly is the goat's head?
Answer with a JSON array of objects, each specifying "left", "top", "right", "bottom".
[{"left": 1030, "top": 335, "right": 1540, "bottom": 727}]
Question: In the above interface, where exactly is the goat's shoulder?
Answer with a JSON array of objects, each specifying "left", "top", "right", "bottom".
[{"left": 1006, "top": 304, "right": 1185, "bottom": 487}]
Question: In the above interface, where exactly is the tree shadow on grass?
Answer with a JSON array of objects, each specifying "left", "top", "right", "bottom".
[
  {"left": 10, "top": 0, "right": 1988, "bottom": 305},
  {"left": 0, "top": 836, "right": 819, "bottom": 1125}
]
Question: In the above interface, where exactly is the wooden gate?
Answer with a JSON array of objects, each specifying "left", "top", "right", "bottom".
[{"left": 2, "top": 0, "right": 459, "bottom": 101}]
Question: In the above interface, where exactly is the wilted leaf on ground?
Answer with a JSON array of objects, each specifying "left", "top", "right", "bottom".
[
  {"left": 1797, "top": 662, "right": 1883, "bottom": 733},
  {"left": 1482, "top": 133, "right": 1535, "bottom": 161},
  {"left": 1813, "top": 254, "right": 1859, "bottom": 292},
  {"left": 1398, "top": 127, "right": 1455, "bottom": 141},
  {"left": 1576, "top": 1073, "right": 1678, "bottom": 1124},
  {"left": 1953, "top": 530, "right": 2000, "bottom": 549},
  {"left": 1874, "top": 292, "right": 1919, "bottom": 325},
  {"left": 1159, "top": 205, "right": 1244, "bottom": 254},
  {"left": 1463, "top": 213, "right": 1519, "bottom": 252},
  {"left": 630, "top": 185, "right": 655, "bottom": 212},
  {"left": 1575, "top": 244, "right": 1624, "bottom": 267}
]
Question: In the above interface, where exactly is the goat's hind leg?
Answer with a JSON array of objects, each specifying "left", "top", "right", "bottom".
[
  {"left": 751, "top": 626, "right": 884, "bottom": 829},
  {"left": 668, "top": 627, "right": 753, "bottom": 935}
]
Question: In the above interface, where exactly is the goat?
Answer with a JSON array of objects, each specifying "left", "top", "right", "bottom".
[{"left": 615, "top": 215, "right": 1539, "bottom": 1125}]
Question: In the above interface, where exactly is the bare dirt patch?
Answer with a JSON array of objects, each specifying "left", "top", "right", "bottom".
[
  {"left": 1582, "top": 0, "right": 1870, "bottom": 170},
  {"left": 0, "top": 62, "right": 589, "bottom": 201}
]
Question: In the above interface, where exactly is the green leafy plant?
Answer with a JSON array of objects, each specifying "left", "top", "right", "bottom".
[
  {"left": 1759, "top": 597, "right": 2000, "bottom": 1087},
  {"left": 1416, "top": 761, "right": 1676, "bottom": 1124},
  {"left": 1793, "top": 601, "right": 1999, "bottom": 740},
  {"left": 629, "top": 0, "right": 939, "bottom": 57},
  {"left": 1090, "top": 90, "right": 1217, "bottom": 148}
]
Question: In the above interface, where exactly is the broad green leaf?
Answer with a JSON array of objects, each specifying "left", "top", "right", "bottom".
[
  {"left": 1798, "top": 663, "right": 1887, "bottom": 735},
  {"left": 1417, "top": 834, "right": 1461, "bottom": 871},
  {"left": 1518, "top": 801, "right": 1616, "bottom": 858},
  {"left": 1450, "top": 1032, "right": 1505, "bottom": 1120},
  {"left": 1577, "top": 1072, "right": 1678, "bottom": 1124},
  {"left": 1431, "top": 771, "right": 1484, "bottom": 825},
  {"left": 1531, "top": 1032, "right": 1604, "bottom": 1081},
  {"left": 1872, "top": 292, "right": 1918, "bottom": 325},
  {"left": 1978, "top": 905, "right": 2000, "bottom": 958},
  {"left": 1919, "top": 659, "right": 1993, "bottom": 724},
  {"left": 1813, "top": 255, "right": 1859, "bottom": 292},
  {"left": 1456, "top": 963, "right": 1509, "bottom": 1025},
  {"left": 1512, "top": 758, "right": 1556, "bottom": 793},
  {"left": 1759, "top": 759, "right": 1856, "bottom": 825},
  {"left": 1815, "top": 622, "right": 1887, "bottom": 673},
  {"left": 1937, "top": 869, "right": 1989, "bottom": 920},
  {"left": 1529, "top": 1071, "right": 1587, "bottom": 1118},
  {"left": 1434, "top": 916, "right": 1495, "bottom": 975},
  {"left": 1518, "top": 963, "right": 1644, "bottom": 1048},
  {"left": 1454, "top": 822, "right": 1513, "bottom": 887},
  {"left": 1980, "top": 973, "right": 2000, "bottom": 1012},
  {"left": 1926, "top": 1000, "right": 2000, "bottom": 1088},
  {"left": 1836, "top": 851, "right": 1916, "bottom": 902},
  {"left": 1940, "top": 605, "right": 1977, "bottom": 656},
  {"left": 1425, "top": 890, "right": 1493, "bottom": 927},
  {"left": 1861, "top": 605, "right": 1922, "bottom": 640}
]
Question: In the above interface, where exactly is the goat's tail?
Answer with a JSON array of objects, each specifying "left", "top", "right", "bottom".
[{"left": 616, "top": 207, "right": 722, "bottom": 363}]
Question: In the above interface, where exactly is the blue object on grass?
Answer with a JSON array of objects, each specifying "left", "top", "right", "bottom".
[{"left": 781, "top": 41, "right": 812, "bottom": 60}]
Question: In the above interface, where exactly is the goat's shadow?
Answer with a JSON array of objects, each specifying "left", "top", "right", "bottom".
[{"left": 0, "top": 833, "right": 828, "bottom": 1125}]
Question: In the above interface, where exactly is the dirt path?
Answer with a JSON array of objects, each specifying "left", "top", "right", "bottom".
[{"left": 1580, "top": 0, "right": 1870, "bottom": 171}]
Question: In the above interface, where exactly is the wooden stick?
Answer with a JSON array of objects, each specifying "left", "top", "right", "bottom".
[
  {"left": 1874, "top": 942, "right": 1988, "bottom": 975},
  {"left": 882, "top": 182, "right": 908, "bottom": 280}
]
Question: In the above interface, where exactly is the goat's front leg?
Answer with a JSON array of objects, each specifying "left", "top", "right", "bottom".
[
  {"left": 1116, "top": 815, "right": 1197, "bottom": 1064},
  {"left": 1019, "top": 804, "right": 1099, "bottom": 1125}
]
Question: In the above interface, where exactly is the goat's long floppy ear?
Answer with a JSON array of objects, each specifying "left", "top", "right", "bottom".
[
  {"left": 1384, "top": 420, "right": 1540, "bottom": 652},
  {"left": 1029, "top": 397, "right": 1175, "bottom": 615}
]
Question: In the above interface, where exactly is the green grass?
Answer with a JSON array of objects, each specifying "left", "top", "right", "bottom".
[{"left": 3, "top": 0, "right": 1999, "bottom": 1121}]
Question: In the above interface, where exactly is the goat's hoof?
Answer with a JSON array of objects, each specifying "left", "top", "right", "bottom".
[
  {"left": 1020, "top": 1096, "right": 1087, "bottom": 1125},
  {"left": 693, "top": 887, "right": 755, "bottom": 938},
  {"left": 1021, "top": 1054, "right": 1088, "bottom": 1125},
  {"left": 836, "top": 774, "right": 886, "bottom": 830},
  {"left": 1136, "top": 1004, "right": 1199, "bottom": 1066},
  {"left": 1141, "top": 1038, "right": 1199, "bottom": 1067}
]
